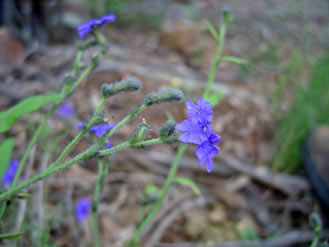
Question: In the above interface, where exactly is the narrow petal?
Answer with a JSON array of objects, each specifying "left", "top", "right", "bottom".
[
  {"left": 196, "top": 141, "right": 220, "bottom": 172},
  {"left": 186, "top": 99, "right": 199, "bottom": 119},
  {"left": 208, "top": 133, "right": 221, "bottom": 144},
  {"left": 206, "top": 158, "right": 214, "bottom": 173},
  {"left": 197, "top": 97, "right": 213, "bottom": 124}
]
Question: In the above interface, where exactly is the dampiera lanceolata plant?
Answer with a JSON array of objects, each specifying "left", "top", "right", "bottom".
[
  {"left": 0, "top": 8, "right": 246, "bottom": 247},
  {"left": 128, "top": 9, "right": 247, "bottom": 247},
  {"left": 0, "top": 13, "right": 185, "bottom": 246}
]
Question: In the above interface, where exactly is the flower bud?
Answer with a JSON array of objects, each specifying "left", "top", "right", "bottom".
[
  {"left": 102, "top": 78, "right": 142, "bottom": 98},
  {"left": 88, "top": 111, "right": 106, "bottom": 128},
  {"left": 144, "top": 88, "right": 184, "bottom": 106},
  {"left": 222, "top": 8, "right": 233, "bottom": 24},
  {"left": 130, "top": 122, "right": 150, "bottom": 145},
  {"left": 160, "top": 120, "right": 177, "bottom": 144}
]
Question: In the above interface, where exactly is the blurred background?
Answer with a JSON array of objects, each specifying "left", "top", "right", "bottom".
[{"left": 0, "top": 0, "right": 328, "bottom": 246}]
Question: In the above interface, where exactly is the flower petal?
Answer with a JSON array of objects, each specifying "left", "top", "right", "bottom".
[
  {"left": 175, "top": 119, "right": 207, "bottom": 144},
  {"left": 196, "top": 141, "right": 220, "bottom": 172},
  {"left": 208, "top": 133, "right": 221, "bottom": 144}
]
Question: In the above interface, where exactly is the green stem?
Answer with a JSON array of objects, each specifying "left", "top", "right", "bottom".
[
  {"left": 203, "top": 22, "right": 227, "bottom": 99},
  {"left": 98, "top": 138, "right": 162, "bottom": 156},
  {"left": 72, "top": 49, "right": 83, "bottom": 77},
  {"left": 99, "top": 104, "right": 147, "bottom": 143},
  {"left": 47, "top": 98, "right": 106, "bottom": 171},
  {"left": 0, "top": 138, "right": 162, "bottom": 202},
  {"left": 93, "top": 159, "right": 103, "bottom": 247},
  {"left": 129, "top": 144, "right": 187, "bottom": 246}
]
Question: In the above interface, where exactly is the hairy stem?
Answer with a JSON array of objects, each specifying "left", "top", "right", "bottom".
[{"left": 0, "top": 138, "right": 162, "bottom": 202}]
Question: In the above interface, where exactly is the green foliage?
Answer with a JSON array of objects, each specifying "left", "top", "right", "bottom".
[
  {"left": 173, "top": 177, "right": 201, "bottom": 195},
  {"left": 221, "top": 56, "right": 247, "bottom": 65},
  {"left": 0, "top": 138, "right": 15, "bottom": 179},
  {"left": 273, "top": 53, "right": 329, "bottom": 172},
  {"left": 0, "top": 94, "right": 61, "bottom": 133},
  {"left": 207, "top": 92, "right": 225, "bottom": 107},
  {"left": 0, "top": 232, "right": 24, "bottom": 240},
  {"left": 238, "top": 228, "right": 260, "bottom": 241}
]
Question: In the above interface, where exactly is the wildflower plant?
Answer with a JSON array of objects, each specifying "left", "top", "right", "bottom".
[{"left": 0, "top": 9, "right": 246, "bottom": 247}]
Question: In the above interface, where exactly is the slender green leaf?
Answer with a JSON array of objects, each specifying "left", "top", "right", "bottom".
[
  {"left": 207, "top": 92, "right": 225, "bottom": 107},
  {"left": 173, "top": 177, "right": 201, "bottom": 196},
  {"left": 0, "top": 94, "right": 61, "bottom": 133},
  {"left": 204, "top": 20, "right": 219, "bottom": 41},
  {"left": 0, "top": 232, "right": 24, "bottom": 240},
  {"left": 0, "top": 138, "right": 15, "bottom": 179},
  {"left": 221, "top": 56, "right": 247, "bottom": 65}
]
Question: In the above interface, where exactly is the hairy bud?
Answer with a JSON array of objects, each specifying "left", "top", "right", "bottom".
[
  {"left": 144, "top": 88, "right": 184, "bottom": 106},
  {"left": 102, "top": 78, "right": 142, "bottom": 98},
  {"left": 88, "top": 111, "right": 106, "bottom": 128},
  {"left": 222, "top": 8, "right": 233, "bottom": 24},
  {"left": 130, "top": 122, "right": 150, "bottom": 145},
  {"left": 160, "top": 120, "right": 178, "bottom": 144}
]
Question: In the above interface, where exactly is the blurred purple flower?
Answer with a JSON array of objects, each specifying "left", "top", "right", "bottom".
[
  {"left": 175, "top": 97, "right": 221, "bottom": 173},
  {"left": 78, "top": 122, "right": 85, "bottom": 131},
  {"left": 78, "top": 14, "right": 117, "bottom": 38},
  {"left": 76, "top": 198, "right": 91, "bottom": 222},
  {"left": 3, "top": 160, "right": 20, "bottom": 188},
  {"left": 58, "top": 102, "right": 75, "bottom": 118},
  {"left": 89, "top": 123, "right": 116, "bottom": 138}
]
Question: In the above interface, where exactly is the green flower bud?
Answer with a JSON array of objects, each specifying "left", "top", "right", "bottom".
[
  {"left": 160, "top": 120, "right": 178, "bottom": 144},
  {"left": 222, "top": 8, "right": 233, "bottom": 24},
  {"left": 102, "top": 78, "right": 142, "bottom": 98},
  {"left": 88, "top": 111, "right": 106, "bottom": 128},
  {"left": 130, "top": 122, "right": 150, "bottom": 146},
  {"left": 144, "top": 88, "right": 184, "bottom": 106}
]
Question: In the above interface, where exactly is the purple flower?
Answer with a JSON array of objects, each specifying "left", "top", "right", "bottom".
[
  {"left": 76, "top": 198, "right": 91, "bottom": 222},
  {"left": 3, "top": 160, "right": 20, "bottom": 188},
  {"left": 58, "top": 102, "right": 75, "bottom": 118},
  {"left": 78, "top": 122, "right": 85, "bottom": 131},
  {"left": 89, "top": 123, "right": 116, "bottom": 138},
  {"left": 175, "top": 97, "right": 221, "bottom": 173},
  {"left": 78, "top": 14, "right": 117, "bottom": 38}
]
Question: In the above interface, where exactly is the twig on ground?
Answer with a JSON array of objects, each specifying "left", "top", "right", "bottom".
[
  {"left": 145, "top": 196, "right": 215, "bottom": 247},
  {"left": 155, "top": 230, "right": 329, "bottom": 247},
  {"left": 220, "top": 154, "right": 310, "bottom": 196}
]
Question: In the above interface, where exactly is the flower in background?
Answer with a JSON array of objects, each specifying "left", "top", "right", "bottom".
[
  {"left": 78, "top": 14, "right": 117, "bottom": 38},
  {"left": 76, "top": 198, "right": 91, "bottom": 222},
  {"left": 175, "top": 97, "right": 221, "bottom": 173},
  {"left": 89, "top": 123, "right": 116, "bottom": 138},
  {"left": 78, "top": 122, "right": 85, "bottom": 131},
  {"left": 58, "top": 102, "right": 75, "bottom": 118},
  {"left": 3, "top": 160, "right": 20, "bottom": 188}
]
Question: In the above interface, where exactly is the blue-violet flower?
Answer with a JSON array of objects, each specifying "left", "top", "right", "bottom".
[
  {"left": 76, "top": 198, "right": 91, "bottom": 222},
  {"left": 3, "top": 160, "right": 20, "bottom": 188},
  {"left": 78, "top": 14, "right": 116, "bottom": 38},
  {"left": 58, "top": 101, "right": 75, "bottom": 118},
  {"left": 175, "top": 97, "right": 221, "bottom": 173},
  {"left": 89, "top": 123, "right": 116, "bottom": 138}
]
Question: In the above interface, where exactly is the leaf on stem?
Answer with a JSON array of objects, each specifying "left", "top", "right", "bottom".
[
  {"left": 0, "top": 232, "right": 24, "bottom": 240},
  {"left": 221, "top": 56, "right": 247, "bottom": 65},
  {"left": 173, "top": 177, "right": 201, "bottom": 196},
  {"left": 0, "top": 94, "right": 61, "bottom": 133},
  {"left": 206, "top": 92, "right": 225, "bottom": 107},
  {"left": 0, "top": 138, "right": 15, "bottom": 179},
  {"left": 204, "top": 20, "right": 219, "bottom": 42}
]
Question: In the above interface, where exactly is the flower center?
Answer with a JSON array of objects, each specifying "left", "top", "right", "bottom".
[{"left": 203, "top": 126, "right": 207, "bottom": 132}]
